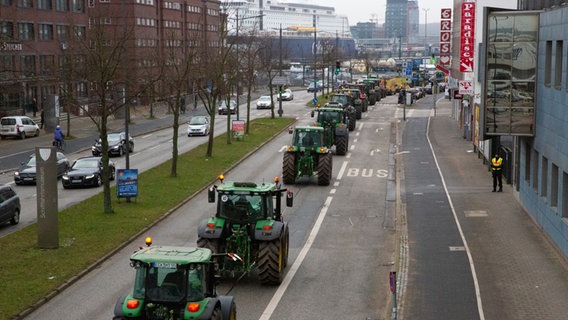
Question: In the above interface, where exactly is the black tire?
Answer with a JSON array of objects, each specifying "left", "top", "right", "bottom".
[
  {"left": 96, "top": 174, "right": 102, "bottom": 187},
  {"left": 219, "top": 296, "right": 237, "bottom": 320},
  {"left": 317, "top": 153, "right": 332, "bottom": 186},
  {"left": 110, "top": 167, "right": 116, "bottom": 181},
  {"left": 118, "top": 146, "right": 123, "bottom": 157},
  {"left": 34, "top": 129, "right": 40, "bottom": 137},
  {"left": 10, "top": 210, "right": 20, "bottom": 225},
  {"left": 355, "top": 106, "right": 362, "bottom": 120},
  {"left": 258, "top": 238, "right": 285, "bottom": 285},
  {"left": 282, "top": 225, "right": 289, "bottom": 268},
  {"left": 335, "top": 135, "right": 348, "bottom": 155},
  {"left": 20, "top": 131, "right": 25, "bottom": 139},
  {"left": 282, "top": 152, "right": 296, "bottom": 185},
  {"left": 210, "top": 306, "right": 222, "bottom": 320},
  {"left": 348, "top": 117, "right": 356, "bottom": 131}
]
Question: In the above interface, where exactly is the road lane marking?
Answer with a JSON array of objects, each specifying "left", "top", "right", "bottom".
[
  {"left": 259, "top": 196, "right": 333, "bottom": 320},
  {"left": 336, "top": 161, "right": 348, "bottom": 180}
]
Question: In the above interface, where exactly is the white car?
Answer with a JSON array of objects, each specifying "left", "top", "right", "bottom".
[
  {"left": 278, "top": 89, "right": 294, "bottom": 101},
  {"left": 256, "top": 96, "right": 273, "bottom": 109},
  {"left": 0, "top": 116, "right": 40, "bottom": 139},
  {"left": 187, "top": 116, "right": 210, "bottom": 136}
]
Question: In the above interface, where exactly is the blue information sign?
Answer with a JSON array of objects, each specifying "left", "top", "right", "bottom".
[{"left": 117, "top": 169, "right": 138, "bottom": 198}]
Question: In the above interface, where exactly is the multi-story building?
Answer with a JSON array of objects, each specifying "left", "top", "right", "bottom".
[{"left": 0, "top": 0, "right": 221, "bottom": 116}]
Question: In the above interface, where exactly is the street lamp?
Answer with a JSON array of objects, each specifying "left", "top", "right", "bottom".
[{"left": 422, "top": 8, "right": 430, "bottom": 56}]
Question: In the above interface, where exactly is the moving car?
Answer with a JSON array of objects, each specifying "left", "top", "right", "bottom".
[
  {"left": 187, "top": 116, "right": 210, "bottom": 136},
  {"left": 256, "top": 95, "right": 274, "bottom": 109},
  {"left": 0, "top": 184, "right": 20, "bottom": 226},
  {"left": 218, "top": 100, "right": 237, "bottom": 115},
  {"left": 0, "top": 116, "right": 40, "bottom": 139},
  {"left": 14, "top": 152, "right": 69, "bottom": 185},
  {"left": 92, "top": 132, "right": 134, "bottom": 157},
  {"left": 62, "top": 156, "right": 116, "bottom": 189},
  {"left": 277, "top": 89, "right": 294, "bottom": 101},
  {"left": 307, "top": 82, "right": 322, "bottom": 93}
]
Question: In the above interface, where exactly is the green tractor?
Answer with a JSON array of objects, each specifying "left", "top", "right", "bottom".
[
  {"left": 311, "top": 106, "right": 350, "bottom": 156},
  {"left": 327, "top": 93, "right": 356, "bottom": 131},
  {"left": 197, "top": 175, "right": 293, "bottom": 285},
  {"left": 113, "top": 238, "right": 237, "bottom": 320},
  {"left": 282, "top": 126, "right": 333, "bottom": 186}
]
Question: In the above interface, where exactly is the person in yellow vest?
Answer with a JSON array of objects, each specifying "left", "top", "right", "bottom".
[{"left": 491, "top": 153, "right": 503, "bottom": 192}]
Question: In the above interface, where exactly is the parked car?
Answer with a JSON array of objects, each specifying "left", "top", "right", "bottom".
[
  {"left": 0, "top": 184, "right": 20, "bottom": 226},
  {"left": 278, "top": 89, "right": 294, "bottom": 101},
  {"left": 256, "top": 96, "right": 274, "bottom": 109},
  {"left": 218, "top": 100, "right": 237, "bottom": 115},
  {"left": 187, "top": 116, "right": 210, "bottom": 136},
  {"left": 92, "top": 132, "right": 134, "bottom": 157},
  {"left": 62, "top": 156, "right": 116, "bottom": 189},
  {"left": 14, "top": 152, "right": 69, "bottom": 185},
  {"left": 307, "top": 82, "right": 322, "bottom": 93},
  {"left": 0, "top": 116, "right": 40, "bottom": 140}
]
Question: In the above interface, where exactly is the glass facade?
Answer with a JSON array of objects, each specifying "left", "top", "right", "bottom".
[{"left": 484, "top": 12, "right": 539, "bottom": 136}]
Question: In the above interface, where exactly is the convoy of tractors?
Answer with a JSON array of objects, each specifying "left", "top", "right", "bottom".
[{"left": 113, "top": 78, "right": 389, "bottom": 320}]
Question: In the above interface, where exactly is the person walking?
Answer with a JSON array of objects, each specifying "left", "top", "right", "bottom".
[
  {"left": 53, "top": 125, "right": 64, "bottom": 151},
  {"left": 491, "top": 152, "right": 503, "bottom": 192},
  {"left": 40, "top": 108, "right": 45, "bottom": 129}
]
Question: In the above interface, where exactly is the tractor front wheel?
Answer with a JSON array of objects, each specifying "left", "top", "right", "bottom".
[
  {"left": 282, "top": 152, "right": 296, "bottom": 185},
  {"left": 258, "top": 237, "right": 285, "bottom": 285},
  {"left": 317, "top": 153, "right": 332, "bottom": 185}
]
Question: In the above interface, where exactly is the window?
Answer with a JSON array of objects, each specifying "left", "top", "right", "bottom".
[
  {"left": 532, "top": 150, "right": 539, "bottom": 191},
  {"left": 38, "top": 0, "right": 52, "bottom": 10},
  {"left": 56, "top": 25, "right": 70, "bottom": 41},
  {"left": 18, "top": 22, "right": 34, "bottom": 41},
  {"left": 555, "top": 41, "right": 563, "bottom": 88},
  {"left": 17, "top": 0, "right": 33, "bottom": 8},
  {"left": 74, "top": 26, "right": 86, "bottom": 40},
  {"left": 56, "top": 0, "right": 69, "bottom": 11},
  {"left": 40, "top": 55, "right": 55, "bottom": 76},
  {"left": 0, "top": 21, "right": 14, "bottom": 39},
  {"left": 563, "top": 172, "right": 568, "bottom": 219},
  {"left": 541, "top": 156, "right": 548, "bottom": 198},
  {"left": 1, "top": 0, "right": 13, "bottom": 6},
  {"left": 544, "top": 41, "right": 552, "bottom": 86},
  {"left": 72, "top": 0, "right": 83, "bottom": 12},
  {"left": 20, "top": 55, "right": 36, "bottom": 77},
  {"left": 39, "top": 24, "right": 53, "bottom": 41},
  {"left": 552, "top": 164, "right": 559, "bottom": 208}
]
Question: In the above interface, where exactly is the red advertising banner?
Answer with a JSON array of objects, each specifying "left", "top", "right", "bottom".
[
  {"left": 439, "top": 8, "right": 452, "bottom": 66},
  {"left": 459, "top": 1, "right": 476, "bottom": 72}
]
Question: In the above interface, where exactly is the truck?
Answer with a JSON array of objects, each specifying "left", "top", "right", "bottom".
[
  {"left": 197, "top": 175, "right": 293, "bottom": 285},
  {"left": 113, "top": 238, "right": 237, "bottom": 320},
  {"left": 282, "top": 126, "right": 333, "bottom": 186}
]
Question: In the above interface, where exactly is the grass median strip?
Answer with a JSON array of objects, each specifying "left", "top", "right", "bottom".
[{"left": 0, "top": 117, "right": 295, "bottom": 320}]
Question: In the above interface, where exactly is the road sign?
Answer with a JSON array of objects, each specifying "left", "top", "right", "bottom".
[
  {"left": 459, "top": 80, "right": 473, "bottom": 95},
  {"left": 312, "top": 97, "right": 318, "bottom": 105}
]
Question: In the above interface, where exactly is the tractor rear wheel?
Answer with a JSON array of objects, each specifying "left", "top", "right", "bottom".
[
  {"left": 355, "top": 106, "right": 362, "bottom": 119},
  {"left": 335, "top": 135, "right": 348, "bottom": 155},
  {"left": 282, "top": 225, "right": 289, "bottom": 268},
  {"left": 282, "top": 152, "right": 296, "bottom": 185},
  {"left": 317, "top": 153, "right": 332, "bottom": 185},
  {"left": 210, "top": 306, "right": 222, "bottom": 320},
  {"left": 258, "top": 237, "right": 285, "bottom": 285}
]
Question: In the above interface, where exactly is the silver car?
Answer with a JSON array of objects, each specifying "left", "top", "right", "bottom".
[
  {"left": 187, "top": 116, "right": 210, "bottom": 136},
  {"left": 278, "top": 89, "right": 294, "bottom": 101},
  {"left": 256, "top": 96, "right": 273, "bottom": 109}
]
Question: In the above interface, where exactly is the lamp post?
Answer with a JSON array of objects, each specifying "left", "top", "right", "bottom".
[
  {"left": 422, "top": 8, "right": 430, "bottom": 56},
  {"left": 313, "top": 16, "right": 317, "bottom": 103},
  {"left": 278, "top": 24, "right": 283, "bottom": 117}
]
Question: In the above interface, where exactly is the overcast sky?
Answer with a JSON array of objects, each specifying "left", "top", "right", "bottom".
[{"left": 307, "top": 0, "right": 455, "bottom": 25}]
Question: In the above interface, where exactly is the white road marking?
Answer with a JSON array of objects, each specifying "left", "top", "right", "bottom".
[
  {"left": 259, "top": 196, "right": 334, "bottom": 320},
  {"left": 279, "top": 145, "right": 288, "bottom": 152},
  {"left": 336, "top": 161, "right": 348, "bottom": 180}
]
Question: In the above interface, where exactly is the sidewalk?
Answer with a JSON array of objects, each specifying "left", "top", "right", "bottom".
[{"left": 428, "top": 98, "right": 568, "bottom": 318}]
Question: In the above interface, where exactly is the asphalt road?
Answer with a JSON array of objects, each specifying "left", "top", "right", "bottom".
[{"left": 21, "top": 93, "right": 399, "bottom": 319}]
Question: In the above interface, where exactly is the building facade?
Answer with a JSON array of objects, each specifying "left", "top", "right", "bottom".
[{"left": 0, "top": 0, "right": 221, "bottom": 116}]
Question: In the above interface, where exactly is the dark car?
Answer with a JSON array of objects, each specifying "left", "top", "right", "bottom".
[
  {"left": 92, "top": 132, "right": 134, "bottom": 157},
  {"left": 62, "top": 156, "right": 116, "bottom": 189},
  {"left": 217, "top": 100, "right": 237, "bottom": 115},
  {"left": 0, "top": 184, "right": 20, "bottom": 226},
  {"left": 14, "top": 152, "right": 69, "bottom": 185}
]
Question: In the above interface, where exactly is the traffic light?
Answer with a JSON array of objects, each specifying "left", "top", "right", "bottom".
[
  {"left": 335, "top": 61, "right": 340, "bottom": 74},
  {"left": 279, "top": 85, "right": 283, "bottom": 95}
]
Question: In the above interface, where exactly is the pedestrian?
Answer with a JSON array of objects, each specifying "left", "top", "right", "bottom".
[
  {"left": 53, "top": 125, "right": 64, "bottom": 150},
  {"left": 40, "top": 107, "right": 45, "bottom": 129},
  {"left": 491, "top": 152, "right": 503, "bottom": 192},
  {"left": 32, "top": 98, "right": 38, "bottom": 117}
]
